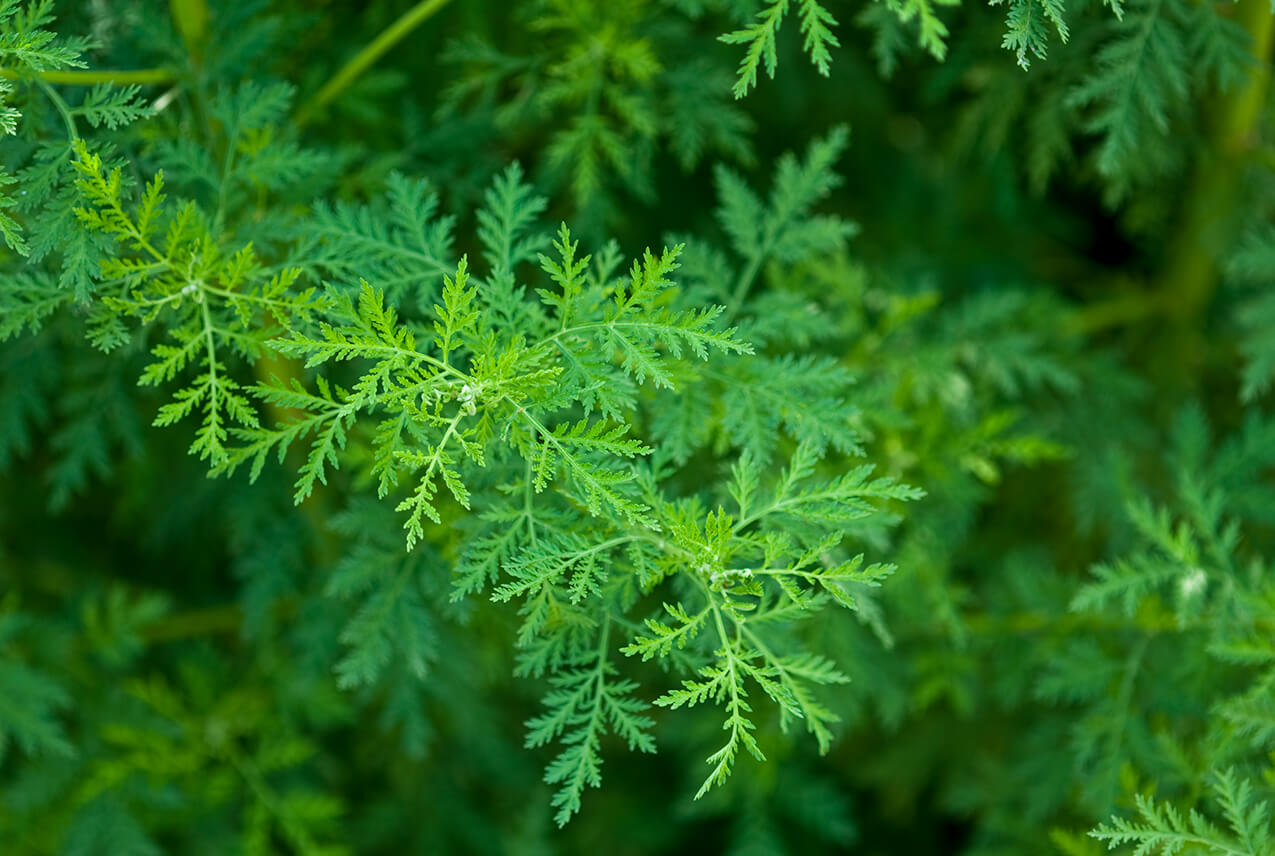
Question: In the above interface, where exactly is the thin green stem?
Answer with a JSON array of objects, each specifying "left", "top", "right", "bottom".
[
  {"left": 212, "top": 117, "right": 240, "bottom": 234},
  {"left": 1099, "top": 635, "right": 1151, "bottom": 809},
  {"left": 731, "top": 485, "right": 867, "bottom": 533},
  {"left": 422, "top": 409, "right": 466, "bottom": 481},
  {"left": 1, "top": 68, "right": 175, "bottom": 85},
  {"left": 524, "top": 456, "right": 538, "bottom": 545},
  {"left": 141, "top": 603, "right": 244, "bottom": 641},
  {"left": 594, "top": 615, "right": 612, "bottom": 687},
  {"left": 169, "top": 0, "right": 209, "bottom": 63},
  {"left": 723, "top": 251, "right": 765, "bottom": 323},
  {"left": 31, "top": 75, "right": 77, "bottom": 141},
  {"left": 1066, "top": 289, "right": 1166, "bottom": 335},
  {"left": 295, "top": 0, "right": 455, "bottom": 126},
  {"left": 201, "top": 284, "right": 305, "bottom": 310},
  {"left": 1156, "top": 0, "right": 1274, "bottom": 377},
  {"left": 199, "top": 297, "right": 222, "bottom": 455}
]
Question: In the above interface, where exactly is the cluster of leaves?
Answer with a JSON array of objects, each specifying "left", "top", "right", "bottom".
[
  {"left": 2, "top": 0, "right": 1275, "bottom": 854},
  {"left": 438, "top": 0, "right": 755, "bottom": 231}
]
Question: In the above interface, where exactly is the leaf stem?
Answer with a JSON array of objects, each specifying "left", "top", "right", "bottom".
[
  {"left": 295, "top": 0, "right": 455, "bottom": 126},
  {"left": 31, "top": 75, "right": 78, "bottom": 141},
  {"left": 199, "top": 297, "right": 223, "bottom": 461},
  {"left": 524, "top": 456, "right": 538, "bottom": 545},
  {"left": 723, "top": 250, "right": 765, "bottom": 323},
  {"left": 1066, "top": 290, "right": 1166, "bottom": 335},
  {"left": 1156, "top": 0, "right": 1274, "bottom": 376},
  {"left": 0, "top": 68, "right": 176, "bottom": 85}
]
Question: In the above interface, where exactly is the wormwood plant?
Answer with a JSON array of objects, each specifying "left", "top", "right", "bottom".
[{"left": 2, "top": 0, "right": 1275, "bottom": 853}]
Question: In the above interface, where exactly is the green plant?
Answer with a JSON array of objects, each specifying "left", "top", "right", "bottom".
[{"left": 2, "top": 0, "right": 1275, "bottom": 853}]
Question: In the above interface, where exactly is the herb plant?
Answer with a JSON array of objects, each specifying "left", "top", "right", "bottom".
[{"left": 2, "top": 0, "right": 1274, "bottom": 853}]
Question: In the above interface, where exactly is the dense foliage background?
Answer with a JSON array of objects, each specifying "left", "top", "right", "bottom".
[{"left": 2, "top": 0, "right": 1275, "bottom": 853}]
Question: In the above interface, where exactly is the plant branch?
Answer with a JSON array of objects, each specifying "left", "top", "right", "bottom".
[
  {"left": 0, "top": 68, "right": 176, "bottom": 85},
  {"left": 295, "top": 0, "right": 455, "bottom": 127}
]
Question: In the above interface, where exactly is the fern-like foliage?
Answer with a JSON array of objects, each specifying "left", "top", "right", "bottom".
[
  {"left": 1092, "top": 770, "right": 1275, "bottom": 856},
  {"left": 88, "top": 676, "right": 349, "bottom": 856},
  {"left": 303, "top": 171, "right": 457, "bottom": 308},
  {"left": 1226, "top": 226, "right": 1275, "bottom": 402},
  {"left": 220, "top": 174, "right": 748, "bottom": 546},
  {"left": 719, "top": 0, "right": 842, "bottom": 97},
  {"left": 440, "top": 0, "right": 754, "bottom": 228},
  {"left": 1059, "top": 404, "right": 1275, "bottom": 832},
  {"left": 719, "top": 0, "right": 1077, "bottom": 89},
  {"left": 0, "top": 0, "right": 90, "bottom": 254},
  {"left": 994, "top": 0, "right": 1069, "bottom": 69},
  {"left": 72, "top": 143, "right": 325, "bottom": 464},
  {"left": 651, "top": 126, "right": 863, "bottom": 464},
  {"left": 0, "top": 0, "right": 152, "bottom": 307},
  {"left": 1068, "top": 0, "right": 1190, "bottom": 190},
  {"left": 188, "top": 132, "right": 913, "bottom": 822},
  {"left": 10, "top": 0, "right": 1270, "bottom": 849},
  {"left": 0, "top": 605, "right": 72, "bottom": 763},
  {"left": 627, "top": 444, "right": 919, "bottom": 796},
  {"left": 525, "top": 619, "right": 655, "bottom": 825}
]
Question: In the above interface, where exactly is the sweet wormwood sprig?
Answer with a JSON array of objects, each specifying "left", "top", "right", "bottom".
[
  {"left": 70, "top": 142, "right": 324, "bottom": 464},
  {"left": 718, "top": 0, "right": 1067, "bottom": 96},
  {"left": 196, "top": 162, "right": 922, "bottom": 818},
  {"left": 218, "top": 219, "right": 751, "bottom": 542},
  {"left": 56, "top": 72, "right": 907, "bottom": 823}
]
